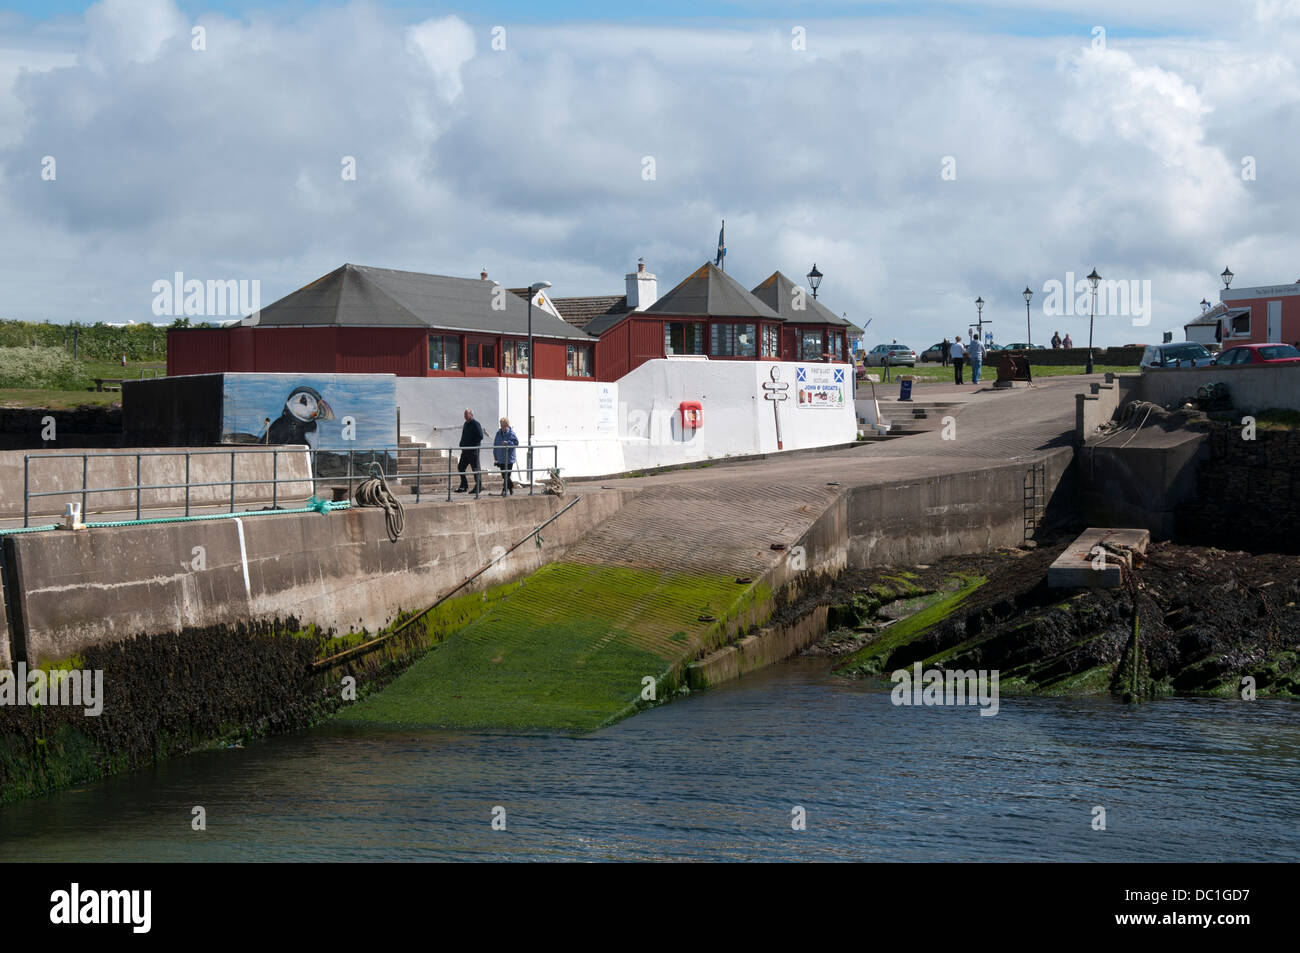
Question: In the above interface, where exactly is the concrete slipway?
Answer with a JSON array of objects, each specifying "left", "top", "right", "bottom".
[{"left": 3, "top": 378, "right": 1087, "bottom": 730}]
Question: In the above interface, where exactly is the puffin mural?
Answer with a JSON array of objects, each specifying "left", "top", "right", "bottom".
[
  {"left": 265, "top": 385, "right": 335, "bottom": 445},
  {"left": 220, "top": 374, "right": 396, "bottom": 451}
]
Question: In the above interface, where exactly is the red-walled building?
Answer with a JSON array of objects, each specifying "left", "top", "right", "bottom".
[
  {"left": 168, "top": 260, "right": 854, "bottom": 383},
  {"left": 572, "top": 262, "right": 851, "bottom": 382},
  {"left": 167, "top": 263, "right": 597, "bottom": 381}
]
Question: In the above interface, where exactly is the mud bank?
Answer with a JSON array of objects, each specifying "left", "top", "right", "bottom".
[
  {"left": 811, "top": 541, "right": 1300, "bottom": 699},
  {"left": 0, "top": 583, "right": 508, "bottom": 804}
]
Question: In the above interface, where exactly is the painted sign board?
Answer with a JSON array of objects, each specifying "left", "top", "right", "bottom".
[{"left": 794, "top": 365, "right": 847, "bottom": 409}]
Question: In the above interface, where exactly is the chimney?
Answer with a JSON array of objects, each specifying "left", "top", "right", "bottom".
[
  {"left": 480, "top": 268, "right": 488, "bottom": 280},
  {"left": 625, "top": 257, "right": 657, "bottom": 311}
]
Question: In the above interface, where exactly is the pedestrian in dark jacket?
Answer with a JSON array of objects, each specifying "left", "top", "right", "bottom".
[
  {"left": 455, "top": 408, "right": 485, "bottom": 496},
  {"left": 941, "top": 338, "right": 951, "bottom": 366},
  {"left": 1051, "top": 331, "right": 1062, "bottom": 349},
  {"left": 493, "top": 418, "right": 519, "bottom": 496}
]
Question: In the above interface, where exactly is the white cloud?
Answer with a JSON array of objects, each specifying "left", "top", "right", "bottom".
[
  {"left": 83, "top": 0, "right": 187, "bottom": 71},
  {"left": 0, "top": 3, "right": 1298, "bottom": 346}
]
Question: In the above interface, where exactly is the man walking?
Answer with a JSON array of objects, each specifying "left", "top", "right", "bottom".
[
  {"left": 950, "top": 335, "right": 965, "bottom": 384},
  {"left": 455, "top": 408, "right": 485, "bottom": 497},
  {"left": 941, "top": 338, "right": 951, "bottom": 367},
  {"left": 1051, "top": 331, "right": 1062, "bottom": 349},
  {"left": 968, "top": 335, "right": 985, "bottom": 383}
]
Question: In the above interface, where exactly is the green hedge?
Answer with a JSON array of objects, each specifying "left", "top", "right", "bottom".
[{"left": 0, "top": 346, "right": 94, "bottom": 390}]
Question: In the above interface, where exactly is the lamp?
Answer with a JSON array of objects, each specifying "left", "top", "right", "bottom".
[
  {"left": 1085, "top": 268, "right": 1101, "bottom": 374},
  {"left": 526, "top": 279, "right": 551, "bottom": 489},
  {"left": 807, "top": 264, "right": 823, "bottom": 300}
]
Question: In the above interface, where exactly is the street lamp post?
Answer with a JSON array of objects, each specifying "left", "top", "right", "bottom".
[
  {"left": 807, "top": 264, "right": 823, "bottom": 300},
  {"left": 526, "top": 280, "right": 551, "bottom": 486},
  {"left": 1221, "top": 267, "right": 1233, "bottom": 291},
  {"left": 1023, "top": 286, "right": 1033, "bottom": 347},
  {"left": 974, "top": 296, "right": 990, "bottom": 345},
  {"left": 1086, "top": 268, "right": 1101, "bottom": 374}
]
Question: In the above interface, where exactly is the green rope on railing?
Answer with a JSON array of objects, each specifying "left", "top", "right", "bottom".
[{"left": 1, "top": 501, "right": 350, "bottom": 535}]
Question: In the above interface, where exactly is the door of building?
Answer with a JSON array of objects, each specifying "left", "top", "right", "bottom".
[{"left": 1268, "top": 300, "right": 1282, "bottom": 342}]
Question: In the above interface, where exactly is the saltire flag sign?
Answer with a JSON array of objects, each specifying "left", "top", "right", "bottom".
[{"left": 715, "top": 220, "right": 726, "bottom": 268}]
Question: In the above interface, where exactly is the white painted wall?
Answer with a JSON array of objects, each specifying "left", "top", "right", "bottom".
[
  {"left": 617, "top": 359, "right": 856, "bottom": 470},
  {"left": 396, "top": 377, "right": 623, "bottom": 476},
  {"left": 397, "top": 360, "right": 856, "bottom": 477}
]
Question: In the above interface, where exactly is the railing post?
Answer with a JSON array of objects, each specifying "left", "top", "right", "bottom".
[
  {"left": 272, "top": 449, "right": 278, "bottom": 510},
  {"left": 185, "top": 451, "right": 191, "bottom": 517},
  {"left": 414, "top": 448, "right": 421, "bottom": 504},
  {"left": 446, "top": 451, "right": 451, "bottom": 502},
  {"left": 81, "top": 454, "right": 88, "bottom": 520},
  {"left": 230, "top": 451, "right": 236, "bottom": 513},
  {"left": 135, "top": 453, "right": 141, "bottom": 521},
  {"left": 23, "top": 455, "right": 29, "bottom": 528},
  {"left": 348, "top": 449, "right": 354, "bottom": 501}
]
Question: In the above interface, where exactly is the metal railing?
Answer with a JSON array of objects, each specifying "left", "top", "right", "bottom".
[{"left": 19, "top": 444, "right": 561, "bottom": 527}]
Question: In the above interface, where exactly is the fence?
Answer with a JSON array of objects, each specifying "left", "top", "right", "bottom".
[{"left": 17, "top": 444, "right": 561, "bottom": 527}]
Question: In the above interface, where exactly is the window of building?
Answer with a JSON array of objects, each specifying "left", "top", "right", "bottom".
[
  {"left": 829, "top": 331, "right": 845, "bottom": 360},
  {"left": 762, "top": 324, "right": 780, "bottom": 358},
  {"left": 428, "top": 334, "right": 462, "bottom": 371},
  {"left": 502, "top": 340, "right": 530, "bottom": 375},
  {"left": 800, "top": 330, "right": 824, "bottom": 361},
  {"left": 665, "top": 322, "right": 705, "bottom": 355},
  {"left": 710, "top": 322, "right": 757, "bottom": 357},
  {"left": 567, "top": 344, "right": 594, "bottom": 377},
  {"left": 465, "top": 339, "right": 497, "bottom": 370},
  {"left": 1230, "top": 310, "right": 1250, "bottom": 337}
]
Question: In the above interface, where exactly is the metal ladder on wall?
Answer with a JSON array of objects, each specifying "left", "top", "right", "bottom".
[{"left": 1023, "top": 462, "right": 1046, "bottom": 542}]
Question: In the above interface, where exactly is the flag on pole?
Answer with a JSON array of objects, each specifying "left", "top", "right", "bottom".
[{"left": 715, "top": 220, "right": 726, "bottom": 270}]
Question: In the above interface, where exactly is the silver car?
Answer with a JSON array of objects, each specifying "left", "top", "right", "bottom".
[
  {"left": 864, "top": 343, "right": 917, "bottom": 367},
  {"left": 1140, "top": 342, "right": 1214, "bottom": 369}
]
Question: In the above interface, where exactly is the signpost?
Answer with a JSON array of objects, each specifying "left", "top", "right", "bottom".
[{"left": 763, "top": 366, "right": 789, "bottom": 450}]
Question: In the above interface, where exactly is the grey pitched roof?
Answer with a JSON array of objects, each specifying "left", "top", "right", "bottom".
[
  {"left": 751, "top": 271, "right": 850, "bottom": 326},
  {"left": 250, "top": 264, "right": 591, "bottom": 340},
  {"left": 642, "top": 262, "right": 781, "bottom": 322}
]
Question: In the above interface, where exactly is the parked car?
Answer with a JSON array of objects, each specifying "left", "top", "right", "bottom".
[
  {"left": 1139, "top": 342, "right": 1214, "bottom": 369},
  {"left": 864, "top": 343, "right": 917, "bottom": 366},
  {"left": 1213, "top": 343, "right": 1300, "bottom": 366},
  {"left": 920, "top": 343, "right": 946, "bottom": 362},
  {"left": 1002, "top": 343, "right": 1046, "bottom": 351}
]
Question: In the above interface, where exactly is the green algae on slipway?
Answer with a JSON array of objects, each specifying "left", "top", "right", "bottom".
[{"left": 334, "top": 562, "right": 763, "bottom": 732}]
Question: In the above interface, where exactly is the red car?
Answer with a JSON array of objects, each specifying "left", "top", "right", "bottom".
[{"left": 1214, "top": 343, "right": 1300, "bottom": 366}]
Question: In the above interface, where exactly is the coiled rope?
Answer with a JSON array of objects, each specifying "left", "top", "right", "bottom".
[
  {"left": 354, "top": 462, "right": 405, "bottom": 543},
  {"left": 543, "top": 467, "right": 566, "bottom": 497}
]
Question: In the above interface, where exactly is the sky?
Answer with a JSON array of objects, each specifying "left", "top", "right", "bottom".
[{"left": 1, "top": 0, "right": 1298, "bottom": 347}]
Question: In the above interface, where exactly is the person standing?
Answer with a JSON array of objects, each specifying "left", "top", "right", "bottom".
[
  {"left": 1063, "top": 332, "right": 1073, "bottom": 348},
  {"left": 1050, "top": 331, "right": 1062, "bottom": 349},
  {"left": 968, "top": 335, "right": 985, "bottom": 383},
  {"left": 941, "top": 338, "right": 951, "bottom": 367},
  {"left": 493, "top": 417, "right": 519, "bottom": 496},
  {"left": 455, "top": 408, "right": 485, "bottom": 496},
  {"left": 950, "top": 335, "right": 966, "bottom": 384}
]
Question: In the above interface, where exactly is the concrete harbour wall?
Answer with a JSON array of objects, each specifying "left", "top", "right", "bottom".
[{"left": 3, "top": 490, "right": 634, "bottom": 665}]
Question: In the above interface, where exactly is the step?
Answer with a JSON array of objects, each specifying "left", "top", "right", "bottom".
[{"left": 1048, "top": 527, "right": 1151, "bottom": 589}]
